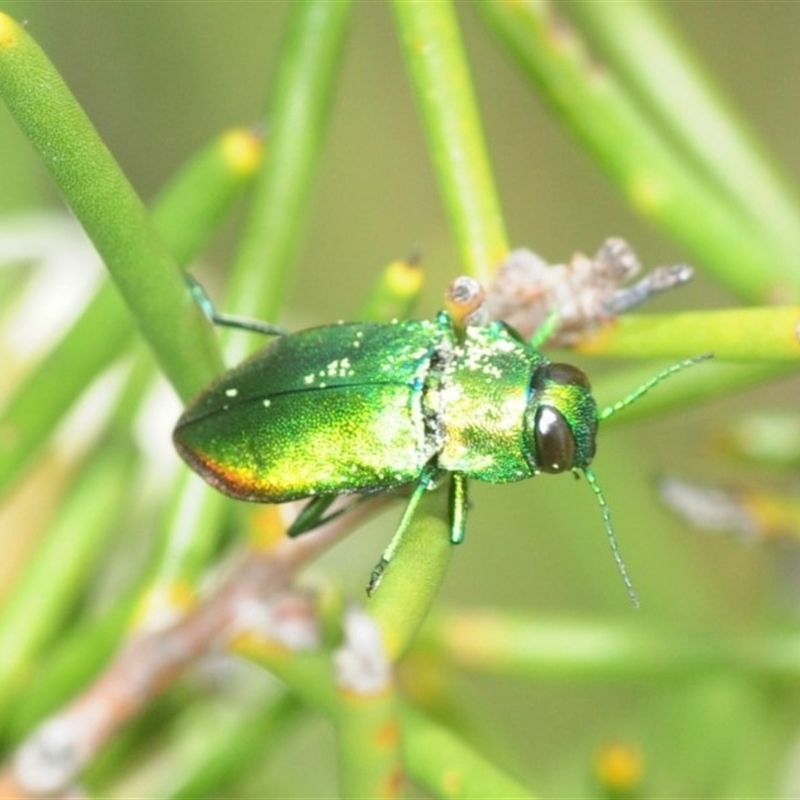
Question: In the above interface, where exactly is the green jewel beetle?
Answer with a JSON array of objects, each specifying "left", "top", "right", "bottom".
[{"left": 174, "top": 288, "right": 708, "bottom": 604}]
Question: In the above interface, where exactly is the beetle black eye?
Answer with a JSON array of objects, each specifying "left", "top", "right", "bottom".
[
  {"left": 534, "top": 405, "right": 575, "bottom": 473},
  {"left": 545, "top": 363, "right": 591, "bottom": 389}
]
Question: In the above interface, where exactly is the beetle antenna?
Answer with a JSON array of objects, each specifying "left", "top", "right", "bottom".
[
  {"left": 599, "top": 353, "right": 712, "bottom": 421},
  {"left": 583, "top": 468, "right": 639, "bottom": 608},
  {"left": 529, "top": 309, "right": 561, "bottom": 351}
]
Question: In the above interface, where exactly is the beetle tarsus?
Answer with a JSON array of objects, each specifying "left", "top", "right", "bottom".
[{"left": 366, "top": 558, "right": 388, "bottom": 596}]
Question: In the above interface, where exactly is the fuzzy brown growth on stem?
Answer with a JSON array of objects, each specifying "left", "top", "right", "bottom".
[{"left": 486, "top": 238, "right": 693, "bottom": 344}]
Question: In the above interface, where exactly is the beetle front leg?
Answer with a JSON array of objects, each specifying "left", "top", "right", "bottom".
[{"left": 449, "top": 473, "right": 468, "bottom": 544}]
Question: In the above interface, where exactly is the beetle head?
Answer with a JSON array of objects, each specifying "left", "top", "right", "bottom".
[{"left": 523, "top": 362, "right": 599, "bottom": 474}]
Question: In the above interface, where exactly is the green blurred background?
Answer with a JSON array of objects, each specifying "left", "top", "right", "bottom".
[{"left": 2, "top": 2, "right": 800, "bottom": 797}]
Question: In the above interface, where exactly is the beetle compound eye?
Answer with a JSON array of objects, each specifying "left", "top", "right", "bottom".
[
  {"left": 534, "top": 405, "right": 576, "bottom": 473},
  {"left": 531, "top": 362, "right": 591, "bottom": 394},
  {"left": 545, "top": 363, "right": 591, "bottom": 389}
]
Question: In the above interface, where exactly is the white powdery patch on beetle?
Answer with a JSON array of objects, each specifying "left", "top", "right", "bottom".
[{"left": 320, "top": 357, "right": 354, "bottom": 380}]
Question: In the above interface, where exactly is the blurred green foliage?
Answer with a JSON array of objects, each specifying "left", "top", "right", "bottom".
[{"left": 1, "top": 2, "right": 800, "bottom": 798}]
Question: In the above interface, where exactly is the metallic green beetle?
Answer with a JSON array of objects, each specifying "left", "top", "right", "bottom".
[{"left": 174, "top": 309, "right": 705, "bottom": 602}]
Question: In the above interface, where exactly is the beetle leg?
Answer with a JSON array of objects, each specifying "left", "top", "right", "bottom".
[
  {"left": 287, "top": 494, "right": 341, "bottom": 537},
  {"left": 288, "top": 493, "right": 389, "bottom": 537},
  {"left": 185, "top": 272, "right": 287, "bottom": 337},
  {"left": 366, "top": 476, "right": 432, "bottom": 596},
  {"left": 449, "top": 473, "right": 468, "bottom": 544}
]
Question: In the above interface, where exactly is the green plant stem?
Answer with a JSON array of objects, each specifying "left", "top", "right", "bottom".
[
  {"left": 393, "top": 0, "right": 508, "bottom": 282},
  {"left": 0, "top": 353, "right": 153, "bottom": 733},
  {"left": 4, "top": 591, "right": 138, "bottom": 741},
  {"left": 475, "top": 0, "right": 799, "bottom": 303},
  {"left": 0, "top": 12, "right": 222, "bottom": 400},
  {"left": 0, "top": 444, "right": 134, "bottom": 716},
  {"left": 234, "top": 642, "right": 534, "bottom": 798},
  {"left": 367, "top": 487, "right": 453, "bottom": 661},
  {"left": 568, "top": 0, "right": 800, "bottom": 272},
  {"left": 402, "top": 706, "right": 535, "bottom": 799},
  {"left": 421, "top": 610, "right": 800, "bottom": 682},
  {"left": 358, "top": 255, "right": 424, "bottom": 323},
  {"left": 0, "top": 126, "right": 263, "bottom": 499},
  {"left": 0, "top": 259, "right": 29, "bottom": 317},
  {"left": 140, "top": 1, "right": 354, "bottom": 621},
  {"left": 167, "top": 693, "right": 304, "bottom": 800},
  {"left": 224, "top": 0, "right": 353, "bottom": 365},
  {"left": 337, "top": 685, "right": 402, "bottom": 799},
  {"left": 138, "top": 476, "right": 230, "bottom": 618},
  {"left": 0, "top": 280, "right": 128, "bottom": 498},
  {"left": 156, "top": 128, "right": 264, "bottom": 265},
  {"left": 0, "top": 124, "right": 263, "bottom": 723},
  {"left": 576, "top": 307, "right": 800, "bottom": 361}
]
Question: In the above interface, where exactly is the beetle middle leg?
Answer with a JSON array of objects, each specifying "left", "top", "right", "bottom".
[
  {"left": 366, "top": 479, "right": 429, "bottom": 596},
  {"left": 367, "top": 469, "right": 466, "bottom": 596},
  {"left": 286, "top": 494, "right": 342, "bottom": 537}
]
